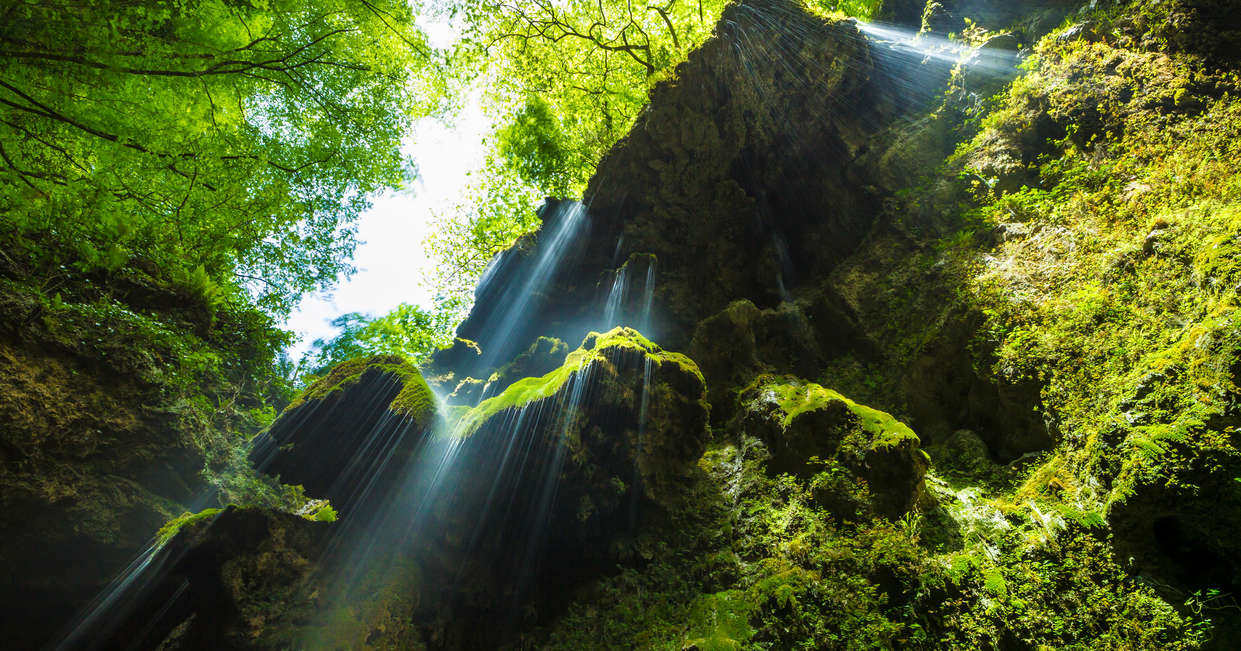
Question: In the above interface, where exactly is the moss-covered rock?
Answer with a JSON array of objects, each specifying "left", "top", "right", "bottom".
[
  {"left": 249, "top": 355, "right": 437, "bottom": 512},
  {"left": 453, "top": 328, "right": 707, "bottom": 506},
  {"left": 0, "top": 277, "right": 267, "bottom": 649},
  {"left": 738, "top": 375, "right": 927, "bottom": 518},
  {"left": 479, "top": 335, "right": 569, "bottom": 402},
  {"left": 95, "top": 505, "right": 333, "bottom": 649}
]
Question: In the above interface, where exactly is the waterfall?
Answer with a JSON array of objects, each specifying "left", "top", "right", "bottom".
[
  {"left": 603, "top": 264, "right": 627, "bottom": 327},
  {"left": 601, "top": 253, "right": 657, "bottom": 335},
  {"left": 473, "top": 201, "right": 588, "bottom": 371},
  {"left": 639, "top": 258, "right": 656, "bottom": 335}
]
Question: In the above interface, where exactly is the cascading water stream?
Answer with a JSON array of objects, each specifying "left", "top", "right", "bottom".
[
  {"left": 603, "top": 264, "right": 628, "bottom": 327},
  {"left": 772, "top": 231, "right": 793, "bottom": 303},
  {"left": 600, "top": 253, "right": 657, "bottom": 335},
  {"left": 639, "top": 259, "right": 656, "bottom": 335},
  {"left": 472, "top": 201, "right": 588, "bottom": 371},
  {"left": 854, "top": 20, "right": 1022, "bottom": 75},
  {"left": 627, "top": 356, "right": 654, "bottom": 528}
]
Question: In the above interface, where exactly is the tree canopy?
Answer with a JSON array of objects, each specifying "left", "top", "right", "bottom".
[
  {"left": 423, "top": 0, "right": 881, "bottom": 316},
  {"left": 300, "top": 302, "right": 455, "bottom": 376},
  {"left": 0, "top": 0, "right": 439, "bottom": 316}
]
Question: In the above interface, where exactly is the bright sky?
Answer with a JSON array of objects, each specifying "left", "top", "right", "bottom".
[{"left": 282, "top": 95, "right": 489, "bottom": 359}]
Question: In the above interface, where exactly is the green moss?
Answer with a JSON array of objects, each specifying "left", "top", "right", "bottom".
[
  {"left": 389, "top": 370, "right": 436, "bottom": 427},
  {"left": 310, "top": 503, "right": 337, "bottom": 523},
  {"left": 453, "top": 327, "right": 703, "bottom": 437},
  {"left": 749, "top": 375, "right": 918, "bottom": 449},
  {"left": 684, "top": 590, "right": 754, "bottom": 650},
  {"left": 156, "top": 507, "right": 222, "bottom": 546},
  {"left": 285, "top": 354, "right": 437, "bottom": 429}
]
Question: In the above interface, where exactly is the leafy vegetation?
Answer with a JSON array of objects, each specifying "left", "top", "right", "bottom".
[
  {"left": 950, "top": 0, "right": 1241, "bottom": 554},
  {"left": 0, "top": 0, "right": 441, "bottom": 475},
  {"left": 299, "top": 303, "right": 456, "bottom": 377},
  {"left": 0, "top": 0, "right": 437, "bottom": 317}
]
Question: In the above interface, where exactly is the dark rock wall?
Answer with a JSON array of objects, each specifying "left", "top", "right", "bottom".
[{"left": 435, "top": 0, "right": 957, "bottom": 382}]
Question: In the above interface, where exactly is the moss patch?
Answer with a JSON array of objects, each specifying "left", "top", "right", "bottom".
[
  {"left": 156, "top": 507, "right": 222, "bottom": 546},
  {"left": 286, "top": 354, "right": 436, "bottom": 429},
  {"left": 453, "top": 327, "right": 703, "bottom": 437},
  {"left": 749, "top": 375, "right": 918, "bottom": 450}
]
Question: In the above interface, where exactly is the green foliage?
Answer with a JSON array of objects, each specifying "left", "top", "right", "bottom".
[
  {"left": 203, "top": 444, "right": 318, "bottom": 509},
  {"left": 497, "top": 96, "right": 581, "bottom": 197},
  {"left": 0, "top": 0, "right": 439, "bottom": 316},
  {"left": 803, "top": 0, "right": 882, "bottom": 20},
  {"left": 311, "top": 503, "right": 338, "bottom": 523},
  {"left": 301, "top": 302, "right": 455, "bottom": 376},
  {"left": 936, "top": 527, "right": 1205, "bottom": 649},
  {"left": 456, "top": 0, "right": 728, "bottom": 186},
  {"left": 156, "top": 508, "right": 222, "bottom": 546},
  {"left": 0, "top": 1, "right": 439, "bottom": 529}
]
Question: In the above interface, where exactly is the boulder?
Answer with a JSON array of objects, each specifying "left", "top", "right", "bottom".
[
  {"left": 737, "top": 375, "right": 927, "bottom": 518},
  {"left": 249, "top": 355, "right": 438, "bottom": 513}
]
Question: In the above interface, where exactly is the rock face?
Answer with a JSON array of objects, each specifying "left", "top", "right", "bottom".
[
  {"left": 420, "top": 328, "right": 710, "bottom": 646},
  {"left": 0, "top": 283, "right": 239, "bottom": 650},
  {"left": 453, "top": 327, "right": 708, "bottom": 516},
  {"left": 432, "top": 0, "right": 954, "bottom": 380}
]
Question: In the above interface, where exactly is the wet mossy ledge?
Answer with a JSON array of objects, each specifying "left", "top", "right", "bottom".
[
  {"left": 453, "top": 327, "right": 706, "bottom": 438},
  {"left": 285, "top": 354, "right": 437, "bottom": 427},
  {"left": 743, "top": 374, "right": 917, "bottom": 448},
  {"left": 155, "top": 507, "right": 223, "bottom": 546}
]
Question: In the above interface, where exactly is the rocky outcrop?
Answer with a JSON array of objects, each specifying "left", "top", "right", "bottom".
[
  {"left": 688, "top": 292, "right": 874, "bottom": 424},
  {"left": 452, "top": 327, "right": 708, "bottom": 513},
  {"left": 738, "top": 375, "right": 927, "bottom": 518},
  {"left": 249, "top": 354, "right": 438, "bottom": 514}
]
